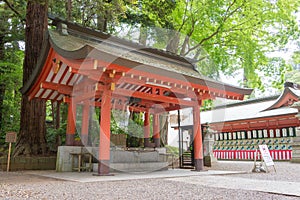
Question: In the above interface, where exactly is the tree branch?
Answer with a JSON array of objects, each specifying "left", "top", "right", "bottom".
[
  {"left": 184, "top": 0, "right": 246, "bottom": 56},
  {"left": 180, "top": 16, "right": 195, "bottom": 56},
  {"left": 177, "top": 0, "right": 190, "bottom": 32},
  {"left": 3, "top": 0, "right": 25, "bottom": 23}
]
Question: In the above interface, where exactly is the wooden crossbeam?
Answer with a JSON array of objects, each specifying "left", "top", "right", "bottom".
[
  {"left": 114, "top": 87, "right": 196, "bottom": 107},
  {"left": 54, "top": 51, "right": 245, "bottom": 101},
  {"left": 40, "top": 82, "right": 72, "bottom": 95}
]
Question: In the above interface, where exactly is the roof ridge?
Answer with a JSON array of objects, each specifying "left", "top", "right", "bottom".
[
  {"left": 211, "top": 95, "right": 279, "bottom": 110},
  {"left": 48, "top": 14, "right": 199, "bottom": 71}
]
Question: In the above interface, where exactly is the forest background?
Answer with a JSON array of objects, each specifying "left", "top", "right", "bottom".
[{"left": 0, "top": 0, "right": 299, "bottom": 156}]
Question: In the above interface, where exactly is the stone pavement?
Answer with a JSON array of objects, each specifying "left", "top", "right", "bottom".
[
  {"left": 26, "top": 168, "right": 300, "bottom": 198},
  {"left": 26, "top": 169, "right": 244, "bottom": 183},
  {"left": 166, "top": 174, "right": 300, "bottom": 197}
]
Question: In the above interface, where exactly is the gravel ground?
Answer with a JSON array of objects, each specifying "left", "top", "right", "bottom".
[
  {"left": 0, "top": 161, "right": 299, "bottom": 200},
  {"left": 207, "top": 161, "right": 300, "bottom": 182}
]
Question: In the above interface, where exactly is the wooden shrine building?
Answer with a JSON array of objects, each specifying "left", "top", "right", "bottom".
[
  {"left": 21, "top": 16, "right": 252, "bottom": 175},
  {"left": 202, "top": 82, "right": 300, "bottom": 161}
]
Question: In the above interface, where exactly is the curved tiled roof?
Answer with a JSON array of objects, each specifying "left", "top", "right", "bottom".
[
  {"left": 21, "top": 16, "right": 253, "bottom": 100},
  {"left": 200, "top": 85, "right": 300, "bottom": 124}
]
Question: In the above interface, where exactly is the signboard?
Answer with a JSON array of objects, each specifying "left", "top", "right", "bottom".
[
  {"left": 259, "top": 144, "right": 274, "bottom": 167},
  {"left": 5, "top": 132, "right": 17, "bottom": 143},
  {"left": 5, "top": 132, "right": 17, "bottom": 172}
]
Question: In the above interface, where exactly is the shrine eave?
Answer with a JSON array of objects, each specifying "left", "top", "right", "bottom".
[
  {"left": 198, "top": 84, "right": 300, "bottom": 132},
  {"left": 209, "top": 113, "right": 300, "bottom": 132},
  {"left": 20, "top": 31, "right": 51, "bottom": 96},
  {"left": 263, "top": 86, "right": 300, "bottom": 111},
  {"left": 52, "top": 31, "right": 251, "bottom": 95}
]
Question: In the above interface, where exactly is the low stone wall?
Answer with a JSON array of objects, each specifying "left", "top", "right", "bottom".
[
  {"left": 56, "top": 146, "right": 169, "bottom": 172},
  {"left": 0, "top": 156, "right": 56, "bottom": 171},
  {"left": 56, "top": 146, "right": 94, "bottom": 172}
]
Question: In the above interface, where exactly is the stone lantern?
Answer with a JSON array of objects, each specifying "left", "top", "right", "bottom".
[
  {"left": 203, "top": 123, "right": 217, "bottom": 167},
  {"left": 291, "top": 101, "right": 300, "bottom": 163}
]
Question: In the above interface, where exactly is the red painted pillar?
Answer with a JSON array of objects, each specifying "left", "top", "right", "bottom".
[
  {"left": 81, "top": 101, "right": 90, "bottom": 146},
  {"left": 153, "top": 114, "right": 160, "bottom": 147},
  {"left": 144, "top": 111, "right": 150, "bottom": 147},
  {"left": 193, "top": 104, "right": 203, "bottom": 171},
  {"left": 66, "top": 98, "right": 76, "bottom": 146},
  {"left": 98, "top": 89, "right": 112, "bottom": 175}
]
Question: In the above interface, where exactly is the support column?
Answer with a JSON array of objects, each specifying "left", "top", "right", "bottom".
[
  {"left": 66, "top": 98, "right": 76, "bottom": 146},
  {"left": 193, "top": 104, "right": 203, "bottom": 171},
  {"left": 81, "top": 101, "right": 90, "bottom": 146},
  {"left": 98, "top": 89, "right": 112, "bottom": 175},
  {"left": 144, "top": 111, "right": 150, "bottom": 147},
  {"left": 153, "top": 114, "right": 160, "bottom": 147}
]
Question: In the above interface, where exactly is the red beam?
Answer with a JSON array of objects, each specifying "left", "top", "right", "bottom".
[
  {"left": 54, "top": 52, "right": 95, "bottom": 71},
  {"left": 114, "top": 76, "right": 198, "bottom": 98},
  {"left": 60, "top": 55, "right": 231, "bottom": 100},
  {"left": 92, "top": 99, "right": 149, "bottom": 113},
  {"left": 114, "top": 87, "right": 196, "bottom": 107},
  {"left": 55, "top": 51, "right": 244, "bottom": 101},
  {"left": 209, "top": 114, "right": 300, "bottom": 132},
  {"left": 40, "top": 82, "right": 72, "bottom": 95}
]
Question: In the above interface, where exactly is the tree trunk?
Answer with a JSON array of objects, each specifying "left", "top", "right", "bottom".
[
  {"left": 66, "top": 0, "right": 72, "bottom": 21},
  {"left": 0, "top": 83, "right": 5, "bottom": 132},
  {"left": 14, "top": 0, "right": 48, "bottom": 156},
  {"left": 51, "top": 101, "right": 60, "bottom": 129},
  {"left": 97, "top": 12, "right": 108, "bottom": 32},
  {"left": 0, "top": 34, "right": 5, "bottom": 131},
  {"left": 166, "top": 31, "right": 180, "bottom": 54},
  {"left": 139, "top": 25, "right": 147, "bottom": 46}
]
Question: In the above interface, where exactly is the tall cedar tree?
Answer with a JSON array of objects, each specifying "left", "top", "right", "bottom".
[{"left": 14, "top": 0, "right": 48, "bottom": 156}]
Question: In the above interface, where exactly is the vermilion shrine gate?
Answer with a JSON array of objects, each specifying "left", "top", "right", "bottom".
[{"left": 21, "top": 16, "right": 252, "bottom": 175}]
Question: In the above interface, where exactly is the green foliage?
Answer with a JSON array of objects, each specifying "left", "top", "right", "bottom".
[
  {"left": 122, "top": 0, "right": 176, "bottom": 28},
  {"left": 263, "top": 57, "right": 293, "bottom": 91},
  {"left": 291, "top": 50, "right": 300, "bottom": 66},
  {"left": 47, "top": 0, "right": 299, "bottom": 92},
  {"left": 126, "top": 112, "right": 143, "bottom": 147},
  {"left": 285, "top": 50, "right": 300, "bottom": 84},
  {"left": 0, "top": 0, "right": 25, "bottom": 146},
  {"left": 200, "top": 99, "right": 213, "bottom": 111},
  {"left": 0, "top": 51, "right": 23, "bottom": 143},
  {"left": 46, "top": 122, "right": 66, "bottom": 152},
  {"left": 49, "top": 0, "right": 128, "bottom": 32},
  {"left": 165, "top": 145, "right": 179, "bottom": 156},
  {"left": 111, "top": 0, "right": 300, "bottom": 91},
  {"left": 286, "top": 71, "right": 300, "bottom": 85},
  {"left": 111, "top": 110, "right": 128, "bottom": 135},
  {"left": 168, "top": 0, "right": 299, "bottom": 89}
]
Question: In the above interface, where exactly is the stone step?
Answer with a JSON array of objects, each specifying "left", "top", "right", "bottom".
[{"left": 92, "top": 162, "right": 169, "bottom": 173}]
